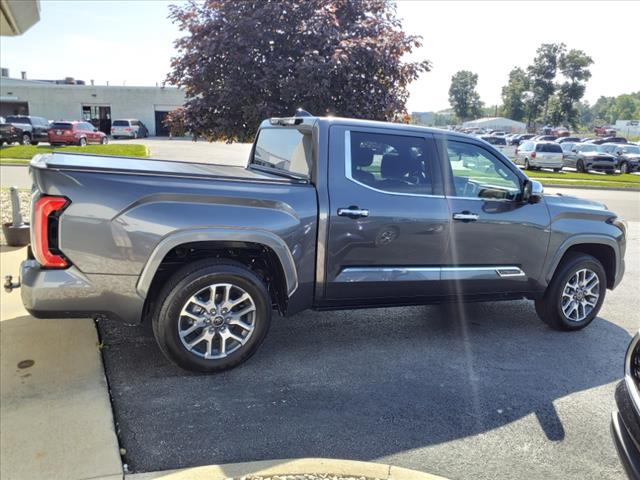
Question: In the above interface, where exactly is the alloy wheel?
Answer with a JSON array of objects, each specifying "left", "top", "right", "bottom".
[
  {"left": 178, "top": 283, "right": 256, "bottom": 359},
  {"left": 561, "top": 268, "right": 600, "bottom": 322}
]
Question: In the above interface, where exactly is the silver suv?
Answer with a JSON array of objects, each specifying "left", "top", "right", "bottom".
[
  {"left": 111, "top": 119, "right": 149, "bottom": 139},
  {"left": 515, "top": 141, "right": 564, "bottom": 171}
]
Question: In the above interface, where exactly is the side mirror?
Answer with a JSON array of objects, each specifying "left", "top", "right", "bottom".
[
  {"left": 522, "top": 179, "right": 544, "bottom": 203},
  {"left": 571, "top": 148, "right": 578, "bottom": 153}
]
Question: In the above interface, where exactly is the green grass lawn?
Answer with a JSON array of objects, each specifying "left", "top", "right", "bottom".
[
  {"left": 524, "top": 169, "right": 640, "bottom": 188},
  {"left": 0, "top": 143, "right": 150, "bottom": 161}
]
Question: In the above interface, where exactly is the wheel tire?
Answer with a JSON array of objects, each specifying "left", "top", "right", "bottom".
[
  {"left": 525, "top": 159, "right": 531, "bottom": 170},
  {"left": 133, "top": 131, "right": 138, "bottom": 139},
  {"left": 553, "top": 168, "right": 562, "bottom": 173},
  {"left": 535, "top": 252, "right": 606, "bottom": 331},
  {"left": 577, "top": 160, "right": 586, "bottom": 173},
  {"left": 152, "top": 260, "right": 272, "bottom": 373},
  {"left": 30, "top": 140, "right": 39, "bottom": 146},
  {"left": 620, "top": 162, "right": 628, "bottom": 174},
  {"left": 101, "top": 136, "right": 108, "bottom": 145},
  {"left": 78, "top": 137, "right": 87, "bottom": 147},
  {"left": 20, "top": 133, "right": 31, "bottom": 145}
]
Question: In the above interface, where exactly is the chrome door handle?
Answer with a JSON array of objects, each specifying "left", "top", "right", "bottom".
[
  {"left": 338, "top": 207, "right": 369, "bottom": 219},
  {"left": 453, "top": 212, "right": 479, "bottom": 221}
]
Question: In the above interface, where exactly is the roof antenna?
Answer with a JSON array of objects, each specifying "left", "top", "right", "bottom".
[{"left": 295, "top": 108, "right": 312, "bottom": 117}]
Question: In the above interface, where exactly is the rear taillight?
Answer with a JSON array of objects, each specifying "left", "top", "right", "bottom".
[
  {"left": 33, "top": 196, "right": 70, "bottom": 268},
  {"left": 531, "top": 152, "right": 537, "bottom": 159}
]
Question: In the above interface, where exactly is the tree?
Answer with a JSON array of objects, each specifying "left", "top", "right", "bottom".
[
  {"left": 527, "top": 43, "right": 566, "bottom": 124},
  {"left": 448, "top": 70, "right": 483, "bottom": 121},
  {"left": 167, "top": 0, "right": 431, "bottom": 142},
  {"left": 556, "top": 49, "right": 593, "bottom": 127},
  {"left": 500, "top": 67, "right": 529, "bottom": 122}
]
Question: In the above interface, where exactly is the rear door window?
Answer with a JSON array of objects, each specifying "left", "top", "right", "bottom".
[
  {"left": 536, "top": 143, "right": 562, "bottom": 153},
  {"left": 348, "top": 131, "right": 435, "bottom": 195}
]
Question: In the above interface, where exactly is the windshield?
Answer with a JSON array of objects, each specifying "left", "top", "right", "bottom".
[
  {"left": 578, "top": 144, "right": 598, "bottom": 152},
  {"left": 6, "top": 116, "right": 30, "bottom": 124},
  {"left": 251, "top": 128, "right": 312, "bottom": 177}
]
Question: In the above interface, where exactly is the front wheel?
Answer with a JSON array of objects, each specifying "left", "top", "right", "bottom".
[
  {"left": 535, "top": 252, "right": 606, "bottom": 331},
  {"left": 20, "top": 133, "right": 31, "bottom": 145},
  {"left": 101, "top": 136, "right": 108, "bottom": 145},
  {"left": 553, "top": 168, "right": 562, "bottom": 173},
  {"left": 152, "top": 260, "right": 272, "bottom": 373},
  {"left": 577, "top": 160, "right": 586, "bottom": 173},
  {"left": 78, "top": 137, "right": 87, "bottom": 147}
]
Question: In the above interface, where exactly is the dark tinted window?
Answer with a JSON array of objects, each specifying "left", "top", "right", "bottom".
[
  {"left": 348, "top": 131, "right": 434, "bottom": 195},
  {"left": 112, "top": 120, "right": 130, "bottom": 127},
  {"left": 536, "top": 143, "right": 562, "bottom": 153},
  {"left": 6, "top": 116, "right": 30, "bottom": 125},
  {"left": 252, "top": 128, "right": 312, "bottom": 177},
  {"left": 481, "top": 136, "right": 506, "bottom": 145},
  {"left": 131, "top": 120, "right": 140, "bottom": 126},
  {"left": 51, "top": 122, "right": 73, "bottom": 130}
]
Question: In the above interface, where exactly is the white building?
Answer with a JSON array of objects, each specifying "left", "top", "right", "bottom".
[
  {"left": 615, "top": 120, "right": 640, "bottom": 137},
  {"left": 461, "top": 117, "right": 527, "bottom": 133},
  {"left": 0, "top": 74, "right": 186, "bottom": 136}
]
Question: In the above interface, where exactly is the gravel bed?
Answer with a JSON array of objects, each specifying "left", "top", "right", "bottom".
[{"left": 1, "top": 188, "right": 31, "bottom": 245}]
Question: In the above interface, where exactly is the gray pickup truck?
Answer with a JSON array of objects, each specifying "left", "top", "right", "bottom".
[{"left": 14, "top": 114, "right": 627, "bottom": 372}]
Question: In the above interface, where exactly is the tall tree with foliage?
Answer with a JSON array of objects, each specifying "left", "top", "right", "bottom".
[
  {"left": 556, "top": 49, "right": 593, "bottom": 127},
  {"left": 448, "top": 70, "right": 483, "bottom": 121},
  {"left": 167, "top": 0, "right": 431, "bottom": 141},
  {"left": 527, "top": 43, "right": 566, "bottom": 124},
  {"left": 500, "top": 67, "right": 530, "bottom": 121}
]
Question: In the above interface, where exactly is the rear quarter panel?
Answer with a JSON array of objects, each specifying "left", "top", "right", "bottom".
[{"left": 32, "top": 167, "right": 318, "bottom": 310}]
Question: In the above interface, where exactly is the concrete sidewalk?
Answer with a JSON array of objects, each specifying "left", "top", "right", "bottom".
[{"left": 0, "top": 246, "right": 122, "bottom": 480}]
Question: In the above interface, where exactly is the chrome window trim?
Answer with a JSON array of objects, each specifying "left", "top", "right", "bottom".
[
  {"left": 624, "top": 331, "right": 640, "bottom": 418},
  {"left": 344, "top": 130, "right": 445, "bottom": 199}
]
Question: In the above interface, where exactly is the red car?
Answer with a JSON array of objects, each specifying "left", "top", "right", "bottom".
[{"left": 48, "top": 121, "right": 108, "bottom": 146}]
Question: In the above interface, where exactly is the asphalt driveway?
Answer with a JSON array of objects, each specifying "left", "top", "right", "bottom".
[{"left": 99, "top": 216, "right": 639, "bottom": 480}]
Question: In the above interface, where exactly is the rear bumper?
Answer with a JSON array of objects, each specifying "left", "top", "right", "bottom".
[
  {"left": 20, "top": 258, "right": 144, "bottom": 324},
  {"left": 612, "top": 380, "right": 640, "bottom": 480},
  {"left": 531, "top": 158, "right": 563, "bottom": 168}
]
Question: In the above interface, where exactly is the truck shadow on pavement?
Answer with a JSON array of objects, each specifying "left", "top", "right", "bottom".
[{"left": 98, "top": 300, "right": 631, "bottom": 473}]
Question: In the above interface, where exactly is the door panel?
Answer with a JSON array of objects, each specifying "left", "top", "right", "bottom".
[
  {"left": 324, "top": 126, "right": 450, "bottom": 301},
  {"left": 437, "top": 138, "right": 550, "bottom": 295}
]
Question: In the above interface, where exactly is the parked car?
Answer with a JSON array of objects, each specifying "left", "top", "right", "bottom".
[
  {"left": 10, "top": 114, "right": 627, "bottom": 373},
  {"left": 611, "top": 331, "right": 640, "bottom": 480},
  {"left": 532, "top": 135, "right": 558, "bottom": 142},
  {"left": 511, "top": 133, "right": 535, "bottom": 145},
  {"left": 557, "top": 137, "right": 582, "bottom": 144},
  {"left": 594, "top": 125, "right": 616, "bottom": 136},
  {"left": 563, "top": 143, "right": 618, "bottom": 173},
  {"left": 601, "top": 143, "right": 640, "bottom": 174},
  {"left": 48, "top": 121, "right": 109, "bottom": 146},
  {"left": 4, "top": 115, "right": 50, "bottom": 145},
  {"left": 585, "top": 137, "right": 628, "bottom": 145},
  {"left": 111, "top": 119, "right": 149, "bottom": 139},
  {"left": 515, "top": 141, "right": 564, "bottom": 171},
  {"left": 0, "top": 116, "right": 23, "bottom": 145},
  {"left": 560, "top": 142, "right": 577, "bottom": 155}
]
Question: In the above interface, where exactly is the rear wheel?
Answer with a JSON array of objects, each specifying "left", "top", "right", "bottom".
[
  {"left": 577, "top": 160, "right": 586, "bottom": 173},
  {"left": 133, "top": 131, "right": 138, "bottom": 139},
  {"left": 619, "top": 162, "right": 628, "bottom": 174},
  {"left": 553, "top": 168, "right": 562, "bottom": 173},
  {"left": 535, "top": 252, "right": 606, "bottom": 331},
  {"left": 101, "top": 136, "right": 108, "bottom": 145},
  {"left": 78, "top": 137, "right": 87, "bottom": 147},
  {"left": 525, "top": 159, "right": 531, "bottom": 170},
  {"left": 152, "top": 260, "right": 272, "bottom": 373},
  {"left": 20, "top": 133, "right": 31, "bottom": 145}
]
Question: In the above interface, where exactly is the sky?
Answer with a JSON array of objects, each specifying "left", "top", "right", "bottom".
[{"left": 1, "top": 0, "right": 638, "bottom": 113}]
